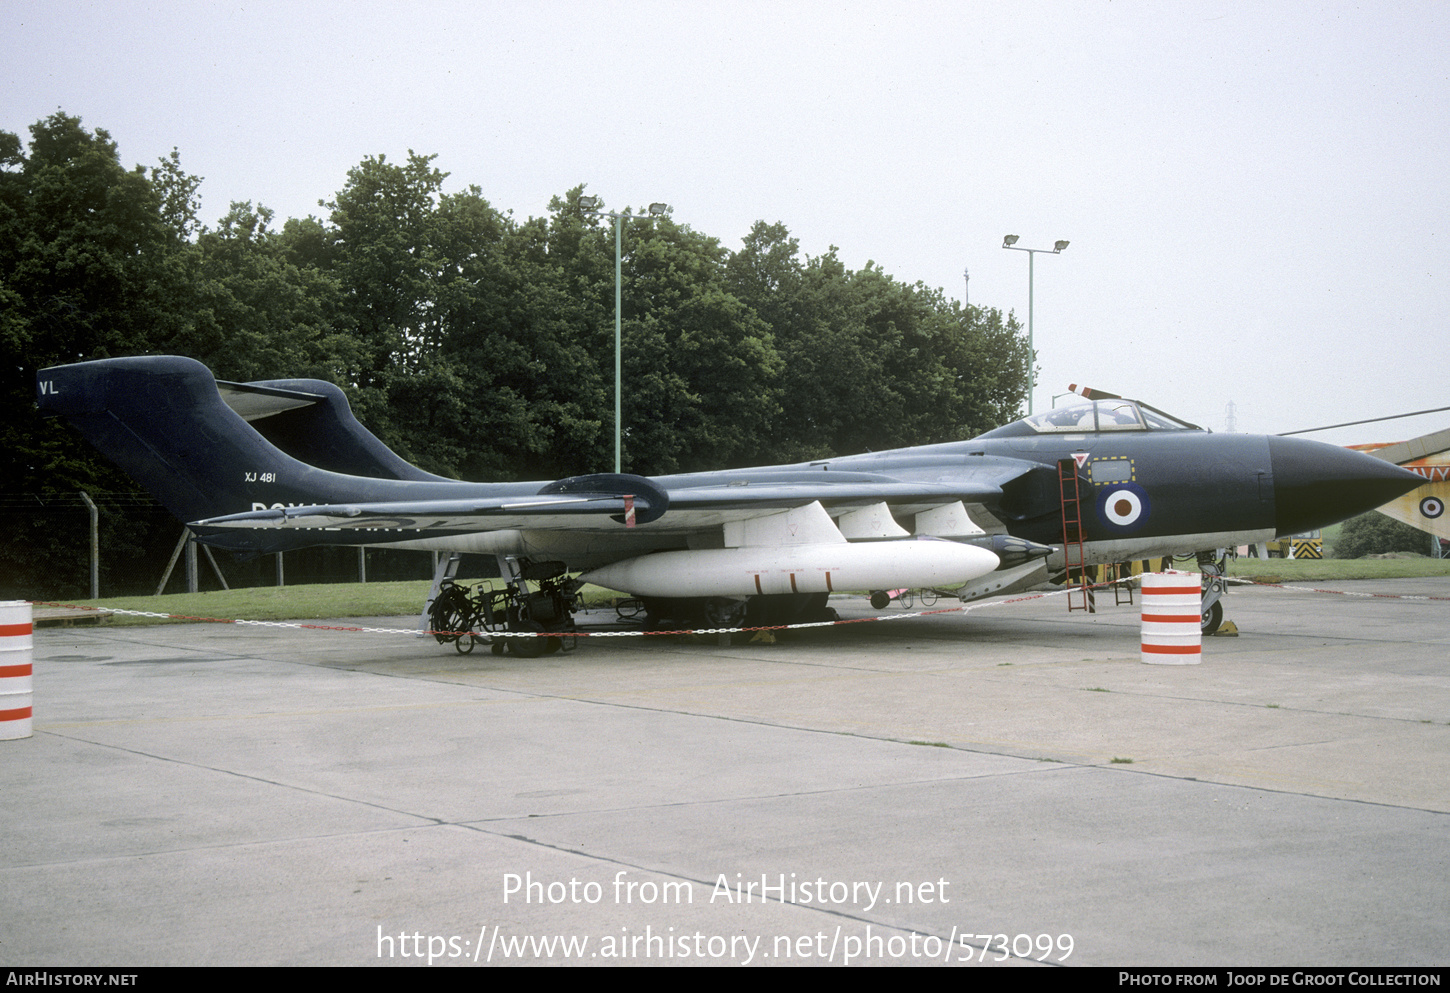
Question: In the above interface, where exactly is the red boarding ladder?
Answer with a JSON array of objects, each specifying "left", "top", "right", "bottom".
[{"left": 1057, "top": 458, "right": 1093, "bottom": 612}]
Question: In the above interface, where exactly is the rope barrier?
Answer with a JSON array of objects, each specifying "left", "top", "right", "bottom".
[
  {"left": 29, "top": 583, "right": 1108, "bottom": 640},
  {"left": 1221, "top": 576, "right": 1450, "bottom": 601},
  {"left": 27, "top": 575, "right": 1446, "bottom": 644}
]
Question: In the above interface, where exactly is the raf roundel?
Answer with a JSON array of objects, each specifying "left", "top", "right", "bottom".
[
  {"left": 1096, "top": 482, "right": 1151, "bottom": 533},
  {"left": 1421, "top": 495, "right": 1444, "bottom": 520}
]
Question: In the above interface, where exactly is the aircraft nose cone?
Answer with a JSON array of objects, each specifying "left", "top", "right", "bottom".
[{"left": 1268, "top": 435, "right": 1423, "bottom": 536}]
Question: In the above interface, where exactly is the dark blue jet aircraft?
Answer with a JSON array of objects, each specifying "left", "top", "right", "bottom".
[{"left": 37, "top": 356, "right": 1420, "bottom": 648}]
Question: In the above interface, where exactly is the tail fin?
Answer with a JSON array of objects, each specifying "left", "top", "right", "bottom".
[
  {"left": 1355, "top": 431, "right": 1450, "bottom": 543},
  {"left": 35, "top": 355, "right": 372, "bottom": 525},
  {"left": 1375, "top": 478, "right": 1449, "bottom": 542}
]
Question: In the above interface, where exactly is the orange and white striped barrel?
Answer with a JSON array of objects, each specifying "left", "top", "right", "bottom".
[
  {"left": 1140, "top": 572, "right": 1202, "bottom": 665},
  {"left": 1, "top": 601, "right": 33, "bottom": 739}
]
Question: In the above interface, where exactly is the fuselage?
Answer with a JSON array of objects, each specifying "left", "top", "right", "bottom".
[
  {"left": 635, "top": 397, "right": 1419, "bottom": 571},
  {"left": 37, "top": 356, "right": 1423, "bottom": 577}
]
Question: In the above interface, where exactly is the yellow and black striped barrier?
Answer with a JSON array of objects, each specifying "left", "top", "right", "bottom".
[{"left": 1290, "top": 538, "right": 1323, "bottom": 559}]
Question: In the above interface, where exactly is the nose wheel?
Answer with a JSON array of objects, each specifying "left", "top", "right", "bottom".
[{"left": 1201, "top": 599, "right": 1224, "bottom": 636}]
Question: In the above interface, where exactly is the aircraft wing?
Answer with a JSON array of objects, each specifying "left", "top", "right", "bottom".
[
  {"left": 192, "top": 493, "right": 656, "bottom": 534},
  {"left": 1358, "top": 427, "right": 1450, "bottom": 467},
  {"left": 654, "top": 476, "right": 1026, "bottom": 532},
  {"left": 189, "top": 472, "right": 1029, "bottom": 537}
]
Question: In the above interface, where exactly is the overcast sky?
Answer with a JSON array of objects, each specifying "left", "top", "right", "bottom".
[{"left": 6, "top": 0, "right": 1447, "bottom": 446}]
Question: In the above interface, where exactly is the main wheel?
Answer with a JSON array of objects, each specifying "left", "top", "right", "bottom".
[
  {"left": 703, "top": 597, "right": 747, "bottom": 628},
  {"left": 506, "top": 619, "right": 549, "bottom": 658}
]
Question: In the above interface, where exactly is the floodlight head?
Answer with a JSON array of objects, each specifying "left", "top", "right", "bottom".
[
  {"left": 578, "top": 196, "right": 602, "bottom": 211},
  {"left": 648, "top": 202, "right": 670, "bottom": 216},
  {"left": 1054, "top": 240, "right": 1070, "bottom": 252},
  {"left": 1002, "top": 234, "right": 1019, "bottom": 247}
]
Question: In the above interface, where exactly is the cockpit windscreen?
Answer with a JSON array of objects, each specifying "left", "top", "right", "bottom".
[{"left": 978, "top": 399, "right": 1201, "bottom": 437}]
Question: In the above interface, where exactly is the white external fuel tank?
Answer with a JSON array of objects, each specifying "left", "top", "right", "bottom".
[{"left": 581, "top": 538, "right": 999, "bottom": 598}]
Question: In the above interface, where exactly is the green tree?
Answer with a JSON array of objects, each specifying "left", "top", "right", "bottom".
[
  {"left": 319, "top": 166, "right": 613, "bottom": 481},
  {"left": 0, "top": 114, "right": 193, "bottom": 597},
  {"left": 1333, "top": 512, "right": 1434, "bottom": 559},
  {"left": 324, "top": 151, "right": 449, "bottom": 388},
  {"left": 613, "top": 215, "right": 780, "bottom": 474},
  {"left": 726, "top": 221, "right": 1028, "bottom": 463},
  {"left": 430, "top": 200, "right": 609, "bottom": 480},
  {"left": 172, "top": 201, "right": 356, "bottom": 383},
  {"left": 151, "top": 147, "right": 204, "bottom": 244},
  {"left": 1, "top": 115, "right": 1034, "bottom": 597}
]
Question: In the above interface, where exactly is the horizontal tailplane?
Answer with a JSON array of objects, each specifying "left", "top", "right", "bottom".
[{"left": 231, "top": 377, "right": 449, "bottom": 482}]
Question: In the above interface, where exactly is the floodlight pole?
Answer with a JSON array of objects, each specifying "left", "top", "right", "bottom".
[
  {"left": 1001, "top": 236, "right": 1069, "bottom": 415},
  {"left": 580, "top": 197, "right": 670, "bottom": 473}
]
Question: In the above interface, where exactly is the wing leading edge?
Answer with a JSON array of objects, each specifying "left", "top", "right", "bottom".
[{"left": 188, "top": 470, "right": 1032, "bottom": 538}]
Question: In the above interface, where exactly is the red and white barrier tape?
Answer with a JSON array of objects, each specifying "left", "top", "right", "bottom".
[
  {"left": 28, "top": 577, "right": 1446, "bottom": 642},
  {"left": 29, "top": 583, "right": 1109, "bottom": 640},
  {"left": 1222, "top": 576, "right": 1450, "bottom": 601}
]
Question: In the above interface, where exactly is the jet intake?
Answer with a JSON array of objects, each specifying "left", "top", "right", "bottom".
[
  {"left": 538, "top": 472, "right": 669, "bottom": 525},
  {"left": 580, "top": 538, "right": 999, "bottom": 598}
]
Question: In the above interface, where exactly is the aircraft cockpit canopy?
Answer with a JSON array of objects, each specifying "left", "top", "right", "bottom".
[{"left": 979, "top": 399, "right": 1202, "bottom": 438}]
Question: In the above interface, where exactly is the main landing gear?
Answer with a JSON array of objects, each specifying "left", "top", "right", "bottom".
[{"left": 427, "top": 558, "right": 580, "bottom": 657}]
